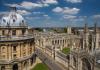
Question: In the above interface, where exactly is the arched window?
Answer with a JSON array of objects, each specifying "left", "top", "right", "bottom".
[
  {"left": 2, "top": 47, "right": 5, "bottom": 53},
  {"left": 13, "top": 64, "right": 18, "bottom": 70},
  {"left": 1, "top": 66, "right": 5, "bottom": 70},
  {"left": 13, "top": 46, "right": 17, "bottom": 52}
]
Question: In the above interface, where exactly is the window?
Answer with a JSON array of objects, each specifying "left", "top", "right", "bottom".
[
  {"left": 2, "top": 30, "right": 5, "bottom": 35},
  {"left": 13, "top": 19, "right": 16, "bottom": 22},
  {"left": 12, "top": 30, "right": 16, "bottom": 35},
  {"left": 2, "top": 55, "right": 5, "bottom": 59},
  {"left": 3, "top": 19, "right": 6, "bottom": 22},
  {"left": 23, "top": 52, "right": 26, "bottom": 56},
  {"left": 1, "top": 66, "right": 5, "bottom": 70},
  {"left": 13, "top": 54, "right": 17, "bottom": 59},
  {"left": 22, "top": 29, "right": 26, "bottom": 35},
  {"left": 2, "top": 47, "right": 5, "bottom": 53},
  {"left": 13, "top": 46, "right": 17, "bottom": 52}
]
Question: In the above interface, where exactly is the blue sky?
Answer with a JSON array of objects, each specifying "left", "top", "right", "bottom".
[{"left": 0, "top": 0, "right": 100, "bottom": 27}]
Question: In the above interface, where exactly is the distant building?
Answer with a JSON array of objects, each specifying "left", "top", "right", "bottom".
[{"left": 34, "top": 23, "right": 100, "bottom": 70}]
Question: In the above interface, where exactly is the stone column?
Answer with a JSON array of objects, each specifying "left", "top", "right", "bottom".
[
  {"left": 28, "top": 59, "right": 31, "bottom": 68},
  {"left": 77, "top": 58, "right": 82, "bottom": 70},
  {"left": 95, "top": 33, "right": 99, "bottom": 49},
  {"left": 18, "top": 63, "right": 22, "bottom": 70},
  {"left": 26, "top": 43, "right": 29, "bottom": 56},
  {"left": 0, "top": 46, "right": 1, "bottom": 59},
  {"left": 69, "top": 54, "right": 73, "bottom": 70},
  {"left": 7, "top": 44, "right": 9, "bottom": 60},
  {"left": 20, "top": 43, "right": 21, "bottom": 57}
]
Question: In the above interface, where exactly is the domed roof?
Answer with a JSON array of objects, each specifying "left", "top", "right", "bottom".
[{"left": 0, "top": 10, "right": 27, "bottom": 27}]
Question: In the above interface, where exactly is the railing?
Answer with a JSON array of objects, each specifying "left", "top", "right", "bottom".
[
  {"left": 0, "top": 26, "right": 28, "bottom": 28},
  {"left": 0, "top": 35, "right": 34, "bottom": 41}
]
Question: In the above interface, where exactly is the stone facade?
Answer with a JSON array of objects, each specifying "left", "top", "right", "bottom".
[{"left": 0, "top": 7, "right": 36, "bottom": 70}]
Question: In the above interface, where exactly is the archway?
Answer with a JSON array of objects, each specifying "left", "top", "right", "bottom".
[
  {"left": 82, "top": 58, "right": 91, "bottom": 70},
  {"left": 13, "top": 64, "right": 18, "bottom": 70},
  {"left": 1, "top": 66, "right": 5, "bottom": 70}
]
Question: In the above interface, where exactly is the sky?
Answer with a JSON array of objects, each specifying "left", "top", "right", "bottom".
[{"left": 0, "top": 0, "right": 100, "bottom": 27}]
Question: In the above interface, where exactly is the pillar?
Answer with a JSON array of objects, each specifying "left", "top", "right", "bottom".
[{"left": 77, "top": 58, "right": 82, "bottom": 70}]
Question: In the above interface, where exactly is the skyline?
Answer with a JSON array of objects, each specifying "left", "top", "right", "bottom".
[{"left": 0, "top": 0, "right": 100, "bottom": 27}]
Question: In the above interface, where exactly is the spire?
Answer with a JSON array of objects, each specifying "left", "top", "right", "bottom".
[
  {"left": 94, "top": 22, "right": 99, "bottom": 34},
  {"left": 84, "top": 16, "right": 88, "bottom": 33},
  {"left": 84, "top": 23, "right": 88, "bottom": 33}
]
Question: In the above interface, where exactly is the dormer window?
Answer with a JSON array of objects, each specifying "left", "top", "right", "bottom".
[
  {"left": 13, "top": 19, "right": 16, "bottom": 22},
  {"left": 22, "top": 20, "right": 24, "bottom": 23},
  {"left": 3, "top": 19, "right": 6, "bottom": 23}
]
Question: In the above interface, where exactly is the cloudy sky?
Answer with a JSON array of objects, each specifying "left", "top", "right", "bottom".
[{"left": 0, "top": 0, "right": 100, "bottom": 27}]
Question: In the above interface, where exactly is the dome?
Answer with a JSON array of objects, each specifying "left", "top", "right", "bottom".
[{"left": 0, "top": 11, "right": 27, "bottom": 26}]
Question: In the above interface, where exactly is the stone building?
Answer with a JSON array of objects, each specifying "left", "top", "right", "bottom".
[
  {"left": 82, "top": 23, "right": 100, "bottom": 52},
  {"left": 0, "top": 7, "right": 35, "bottom": 70},
  {"left": 35, "top": 32, "right": 81, "bottom": 59},
  {"left": 34, "top": 23, "right": 99, "bottom": 70}
]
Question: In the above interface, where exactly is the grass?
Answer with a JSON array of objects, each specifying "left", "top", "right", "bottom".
[
  {"left": 32, "top": 63, "right": 49, "bottom": 70},
  {"left": 61, "top": 47, "right": 70, "bottom": 54}
]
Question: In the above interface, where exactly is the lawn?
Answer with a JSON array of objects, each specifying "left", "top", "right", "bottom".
[
  {"left": 32, "top": 63, "right": 49, "bottom": 70},
  {"left": 61, "top": 47, "right": 70, "bottom": 54}
]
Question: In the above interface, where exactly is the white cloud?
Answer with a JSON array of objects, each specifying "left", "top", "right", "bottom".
[
  {"left": 32, "top": 12, "right": 44, "bottom": 15},
  {"left": 52, "top": 7, "right": 80, "bottom": 15},
  {"left": 17, "top": 10, "right": 31, "bottom": 15},
  {"left": 43, "top": 14, "right": 50, "bottom": 19},
  {"left": 93, "top": 15, "right": 100, "bottom": 19},
  {"left": 41, "top": 0, "right": 58, "bottom": 4},
  {"left": 63, "top": 7, "right": 80, "bottom": 14},
  {"left": 43, "top": 14, "right": 48, "bottom": 17},
  {"left": 5, "top": 0, "right": 58, "bottom": 10},
  {"left": 66, "top": 0, "right": 82, "bottom": 3},
  {"left": 52, "top": 7, "right": 63, "bottom": 13},
  {"left": 5, "top": 1, "right": 46, "bottom": 9},
  {"left": 20, "top": 1, "right": 44, "bottom": 9},
  {"left": 63, "top": 15, "right": 77, "bottom": 19}
]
